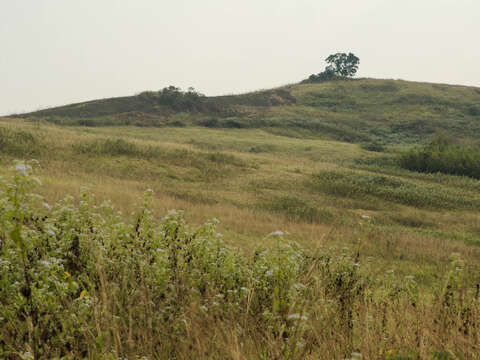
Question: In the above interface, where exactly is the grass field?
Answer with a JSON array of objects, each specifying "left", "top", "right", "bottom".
[{"left": 1, "top": 79, "right": 480, "bottom": 358}]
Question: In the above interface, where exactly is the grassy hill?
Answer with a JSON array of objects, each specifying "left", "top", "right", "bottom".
[
  {"left": 1, "top": 78, "right": 480, "bottom": 358},
  {"left": 18, "top": 78, "right": 480, "bottom": 145}
]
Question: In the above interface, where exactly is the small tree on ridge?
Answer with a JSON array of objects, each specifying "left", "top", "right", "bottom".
[
  {"left": 325, "top": 52, "right": 360, "bottom": 77},
  {"left": 307, "top": 52, "right": 360, "bottom": 82}
]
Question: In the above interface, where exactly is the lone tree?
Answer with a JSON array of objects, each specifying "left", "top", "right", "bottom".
[
  {"left": 307, "top": 52, "right": 360, "bottom": 82},
  {"left": 325, "top": 52, "right": 360, "bottom": 77}
]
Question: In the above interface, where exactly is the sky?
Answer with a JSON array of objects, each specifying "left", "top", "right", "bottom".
[{"left": 1, "top": 0, "right": 479, "bottom": 115}]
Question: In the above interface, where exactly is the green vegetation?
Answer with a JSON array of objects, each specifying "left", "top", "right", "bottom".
[
  {"left": 0, "top": 126, "right": 40, "bottom": 157},
  {"left": 0, "top": 163, "right": 478, "bottom": 359},
  {"left": 309, "top": 169, "right": 479, "bottom": 210},
  {"left": 308, "top": 52, "right": 360, "bottom": 82},
  {"left": 259, "top": 195, "right": 334, "bottom": 224},
  {"left": 399, "top": 138, "right": 480, "bottom": 179},
  {"left": 325, "top": 52, "right": 360, "bottom": 77},
  {"left": 1, "top": 77, "right": 480, "bottom": 358},
  {"left": 16, "top": 79, "right": 480, "bottom": 146},
  {"left": 136, "top": 86, "right": 224, "bottom": 113},
  {"left": 361, "top": 140, "right": 386, "bottom": 152}
]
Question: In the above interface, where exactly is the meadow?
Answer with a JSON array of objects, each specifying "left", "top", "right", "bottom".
[{"left": 1, "top": 79, "right": 480, "bottom": 359}]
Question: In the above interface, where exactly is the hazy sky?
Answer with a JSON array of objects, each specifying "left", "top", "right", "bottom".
[{"left": 1, "top": 0, "right": 479, "bottom": 115}]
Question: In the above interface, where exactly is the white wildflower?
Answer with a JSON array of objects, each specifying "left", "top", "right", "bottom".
[
  {"left": 21, "top": 351, "right": 33, "bottom": 360},
  {"left": 293, "top": 283, "right": 306, "bottom": 290},
  {"left": 269, "top": 230, "right": 284, "bottom": 237},
  {"left": 15, "top": 163, "right": 27, "bottom": 171},
  {"left": 287, "top": 313, "right": 308, "bottom": 321},
  {"left": 15, "top": 163, "right": 30, "bottom": 175}
]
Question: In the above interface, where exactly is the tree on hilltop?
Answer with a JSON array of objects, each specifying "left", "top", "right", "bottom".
[
  {"left": 325, "top": 52, "right": 360, "bottom": 77},
  {"left": 307, "top": 52, "right": 360, "bottom": 82}
]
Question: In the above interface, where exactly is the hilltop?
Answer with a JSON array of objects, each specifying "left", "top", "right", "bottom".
[{"left": 17, "top": 78, "right": 480, "bottom": 145}]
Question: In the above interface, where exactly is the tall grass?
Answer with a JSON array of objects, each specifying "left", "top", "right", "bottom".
[
  {"left": 1, "top": 162, "right": 479, "bottom": 359},
  {"left": 259, "top": 195, "right": 334, "bottom": 224},
  {"left": 0, "top": 126, "right": 40, "bottom": 157},
  {"left": 399, "top": 140, "right": 480, "bottom": 179},
  {"left": 308, "top": 169, "right": 479, "bottom": 210}
]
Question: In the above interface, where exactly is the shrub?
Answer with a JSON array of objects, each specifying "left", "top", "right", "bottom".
[
  {"left": 361, "top": 141, "right": 386, "bottom": 152},
  {"left": 399, "top": 140, "right": 480, "bottom": 179},
  {"left": 138, "top": 86, "right": 207, "bottom": 112},
  {"left": 199, "top": 117, "right": 219, "bottom": 128},
  {"left": 0, "top": 127, "right": 39, "bottom": 157},
  {"left": 307, "top": 69, "right": 340, "bottom": 82}
]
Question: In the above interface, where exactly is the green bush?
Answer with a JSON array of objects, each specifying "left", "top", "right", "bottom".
[
  {"left": 399, "top": 140, "right": 480, "bottom": 179},
  {"left": 361, "top": 141, "right": 386, "bottom": 152},
  {"left": 0, "top": 162, "right": 309, "bottom": 357},
  {"left": 0, "top": 127, "right": 39, "bottom": 157},
  {"left": 307, "top": 69, "right": 340, "bottom": 82}
]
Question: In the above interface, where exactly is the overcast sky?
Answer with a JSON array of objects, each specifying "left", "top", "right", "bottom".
[{"left": 1, "top": 0, "right": 479, "bottom": 115}]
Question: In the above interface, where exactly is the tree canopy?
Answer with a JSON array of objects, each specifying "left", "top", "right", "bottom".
[
  {"left": 307, "top": 52, "right": 360, "bottom": 82},
  {"left": 325, "top": 52, "right": 360, "bottom": 77}
]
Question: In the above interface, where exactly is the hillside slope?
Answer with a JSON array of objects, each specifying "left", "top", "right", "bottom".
[
  {"left": 2, "top": 80, "right": 480, "bottom": 357},
  {"left": 16, "top": 78, "right": 480, "bottom": 144}
]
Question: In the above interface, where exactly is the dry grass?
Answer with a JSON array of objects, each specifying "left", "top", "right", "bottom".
[
  {"left": 1, "top": 117, "right": 479, "bottom": 278},
  {"left": 0, "top": 118, "right": 479, "bottom": 358}
]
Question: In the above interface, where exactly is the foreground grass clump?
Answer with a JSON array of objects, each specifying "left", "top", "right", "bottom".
[{"left": 0, "top": 162, "right": 479, "bottom": 359}]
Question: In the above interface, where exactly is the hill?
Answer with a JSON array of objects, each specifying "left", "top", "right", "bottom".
[
  {"left": 2, "top": 79, "right": 480, "bottom": 358},
  {"left": 17, "top": 78, "right": 480, "bottom": 145}
]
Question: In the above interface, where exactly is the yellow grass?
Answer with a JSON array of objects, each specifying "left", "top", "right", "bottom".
[{"left": 1, "top": 117, "right": 479, "bottom": 279}]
